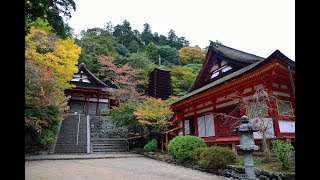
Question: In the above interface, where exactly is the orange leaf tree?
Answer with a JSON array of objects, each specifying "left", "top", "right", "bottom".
[{"left": 97, "top": 55, "right": 145, "bottom": 104}]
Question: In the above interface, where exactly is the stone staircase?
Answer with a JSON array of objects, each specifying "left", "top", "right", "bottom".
[
  {"left": 91, "top": 138, "right": 129, "bottom": 154},
  {"left": 54, "top": 114, "right": 88, "bottom": 154}
]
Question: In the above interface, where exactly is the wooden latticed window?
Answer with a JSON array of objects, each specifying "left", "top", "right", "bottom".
[
  {"left": 246, "top": 101, "right": 268, "bottom": 119},
  {"left": 277, "top": 99, "right": 294, "bottom": 116}
]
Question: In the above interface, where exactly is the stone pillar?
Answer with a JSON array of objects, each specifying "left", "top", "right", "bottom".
[
  {"left": 235, "top": 115, "right": 259, "bottom": 180},
  {"left": 87, "top": 115, "right": 91, "bottom": 154}
]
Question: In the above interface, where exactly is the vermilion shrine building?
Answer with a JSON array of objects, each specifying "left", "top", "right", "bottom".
[
  {"left": 162, "top": 41, "right": 295, "bottom": 151},
  {"left": 65, "top": 63, "right": 116, "bottom": 116}
]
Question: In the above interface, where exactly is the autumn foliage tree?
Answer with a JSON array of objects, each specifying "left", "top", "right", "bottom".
[
  {"left": 25, "top": 28, "right": 81, "bottom": 148},
  {"left": 97, "top": 55, "right": 144, "bottom": 104},
  {"left": 134, "top": 97, "right": 174, "bottom": 138},
  {"left": 179, "top": 45, "right": 205, "bottom": 65}
]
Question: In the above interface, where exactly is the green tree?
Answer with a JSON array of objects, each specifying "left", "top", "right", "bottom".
[
  {"left": 145, "top": 42, "right": 159, "bottom": 61},
  {"left": 128, "top": 40, "right": 141, "bottom": 53},
  {"left": 109, "top": 103, "right": 144, "bottom": 136},
  {"left": 25, "top": 0, "right": 76, "bottom": 38},
  {"left": 158, "top": 45, "right": 180, "bottom": 66},
  {"left": 179, "top": 45, "right": 205, "bottom": 65},
  {"left": 158, "top": 35, "right": 169, "bottom": 46},
  {"left": 115, "top": 52, "right": 152, "bottom": 70},
  {"left": 128, "top": 52, "right": 153, "bottom": 69},
  {"left": 29, "top": 18, "right": 53, "bottom": 33},
  {"left": 167, "top": 29, "right": 189, "bottom": 49},
  {"left": 141, "top": 23, "right": 153, "bottom": 46},
  {"left": 168, "top": 29, "right": 177, "bottom": 44},
  {"left": 76, "top": 28, "right": 116, "bottom": 74},
  {"left": 171, "top": 64, "right": 201, "bottom": 96},
  {"left": 113, "top": 20, "right": 136, "bottom": 47},
  {"left": 115, "top": 43, "right": 130, "bottom": 57},
  {"left": 171, "top": 64, "right": 202, "bottom": 96}
]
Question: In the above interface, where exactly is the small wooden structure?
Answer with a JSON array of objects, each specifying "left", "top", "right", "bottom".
[
  {"left": 161, "top": 41, "right": 295, "bottom": 152},
  {"left": 148, "top": 67, "right": 172, "bottom": 100},
  {"left": 65, "top": 63, "right": 116, "bottom": 116}
]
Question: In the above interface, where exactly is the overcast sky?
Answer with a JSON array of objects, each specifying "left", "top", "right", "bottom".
[{"left": 67, "top": 0, "right": 295, "bottom": 60}]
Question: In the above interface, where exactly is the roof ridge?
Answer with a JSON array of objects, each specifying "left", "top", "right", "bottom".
[
  {"left": 211, "top": 42, "right": 265, "bottom": 59},
  {"left": 78, "top": 63, "right": 108, "bottom": 87}
]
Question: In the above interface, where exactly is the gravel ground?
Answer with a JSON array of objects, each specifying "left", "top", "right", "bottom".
[{"left": 25, "top": 157, "right": 227, "bottom": 180}]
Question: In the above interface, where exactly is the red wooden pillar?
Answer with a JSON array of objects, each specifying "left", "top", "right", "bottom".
[
  {"left": 161, "top": 135, "right": 164, "bottom": 152},
  {"left": 165, "top": 133, "right": 168, "bottom": 150},
  {"left": 182, "top": 120, "right": 185, "bottom": 136},
  {"left": 194, "top": 115, "right": 198, "bottom": 136}
]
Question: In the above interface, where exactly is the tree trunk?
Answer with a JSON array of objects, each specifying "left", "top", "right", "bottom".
[
  {"left": 146, "top": 125, "right": 152, "bottom": 140},
  {"left": 261, "top": 131, "right": 271, "bottom": 160}
]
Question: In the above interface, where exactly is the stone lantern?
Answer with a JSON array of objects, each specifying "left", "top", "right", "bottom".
[{"left": 234, "top": 115, "right": 259, "bottom": 180}]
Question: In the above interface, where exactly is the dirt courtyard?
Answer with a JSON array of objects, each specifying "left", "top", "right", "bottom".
[{"left": 25, "top": 157, "right": 227, "bottom": 180}]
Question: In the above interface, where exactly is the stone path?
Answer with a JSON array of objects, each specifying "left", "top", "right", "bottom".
[{"left": 25, "top": 156, "right": 227, "bottom": 180}]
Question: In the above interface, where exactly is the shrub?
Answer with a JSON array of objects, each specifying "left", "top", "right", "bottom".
[
  {"left": 25, "top": 133, "right": 33, "bottom": 145},
  {"left": 36, "top": 129, "right": 55, "bottom": 148},
  {"left": 272, "top": 139, "right": 294, "bottom": 169},
  {"left": 189, "top": 147, "right": 206, "bottom": 161},
  {"left": 100, "top": 109, "right": 110, "bottom": 116},
  {"left": 168, "top": 135, "right": 206, "bottom": 160},
  {"left": 50, "top": 125, "right": 59, "bottom": 134},
  {"left": 199, "top": 146, "right": 237, "bottom": 170},
  {"left": 143, "top": 139, "right": 158, "bottom": 152}
]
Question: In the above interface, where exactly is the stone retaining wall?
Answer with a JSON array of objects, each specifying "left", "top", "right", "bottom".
[{"left": 90, "top": 116, "right": 128, "bottom": 138}]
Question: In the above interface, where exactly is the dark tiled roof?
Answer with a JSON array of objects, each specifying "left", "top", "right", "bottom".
[
  {"left": 188, "top": 42, "right": 265, "bottom": 92},
  {"left": 211, "top": 42, "right": 265, "bottom": 63},
  {"left": 172, "top": 49, "right": 294, "bottom": 106},
  {"left": 78, "top": 63, "right": 109, "bottom": 87}
]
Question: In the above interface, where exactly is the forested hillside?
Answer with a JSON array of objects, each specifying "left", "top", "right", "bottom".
[{"left": 75, "top": 20, "right": 207, "bottom": 96}]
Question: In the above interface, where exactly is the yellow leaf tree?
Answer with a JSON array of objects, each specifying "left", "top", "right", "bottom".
[
  {"left": 134, "top": 97, "right": 174, "bottom": 138},
  {"left": 25, "top": 28, "right": 81, "bottom": 139},
  {"left": 179, "top": 45, "right": 205, "bottom": 65},
  {"left": 26, "top": 28, "right": 81, "bottom": 90}
]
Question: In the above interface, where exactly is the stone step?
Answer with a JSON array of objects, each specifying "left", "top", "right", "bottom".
[
  {"left": 92, "top": 143, "right": 127, "bottom": 147},
  {"left": 92, "top": 145, "right": 127, "bottom": 149},
  {"left": 91, "top": 140, "right": 127, "bottom": 144},
  {"left": 54, "top": 151, "right": 87, "bottom": 154},
  {"left": 54, "top": 114, "right": 88, "bottom": 154},
  {"left": 55, "top": 143, "right": 87, "bottom": 146},
  {"left": 92, "top": 149, "right": 128, "bottom": 152},
  {"left": 55, "top": 144, "right": 87, "bottom": 147}
]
